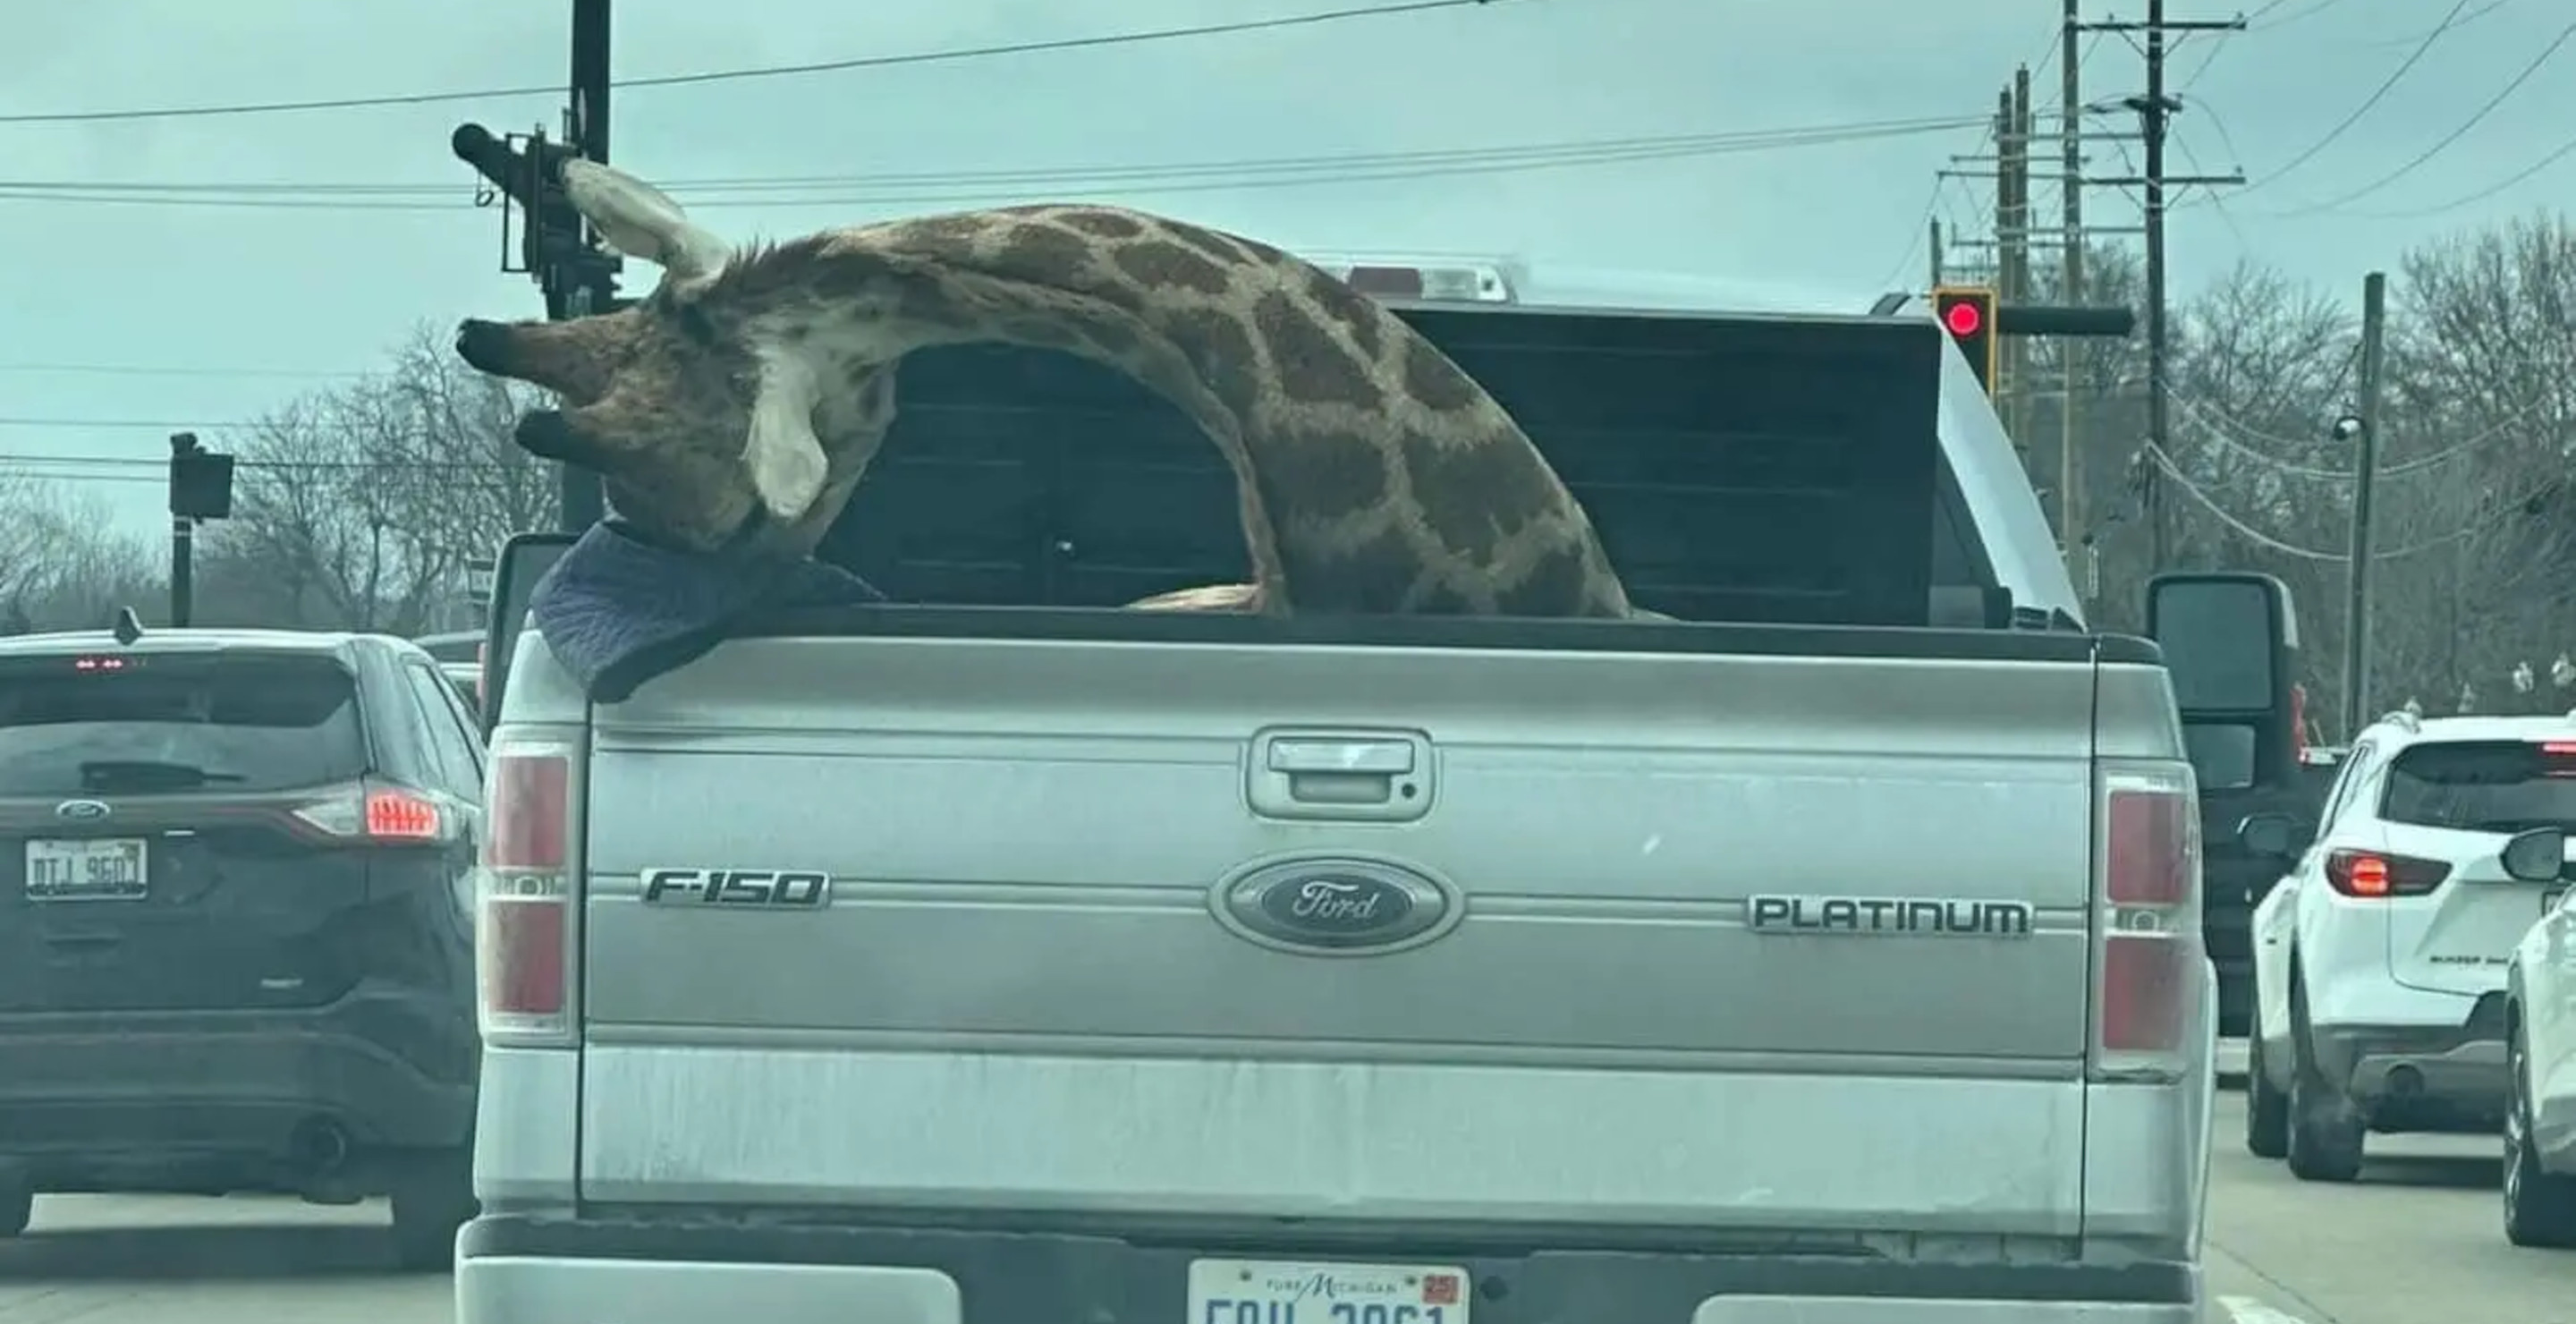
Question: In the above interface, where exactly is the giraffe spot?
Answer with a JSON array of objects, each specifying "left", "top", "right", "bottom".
[
  {"left": 1307, "top": 269, "right": 1384, "bottom": 361},
  {"left": 1254, "top": 292, "right": 1383, "bottom": 411},
  {"left": 1401, "top": 337, "right": 1483, "bottom": 412},
  {"left": 890, "top": 213, "right": 995, "bottom": 259},
  {"left": 1157, "top": 220, "right": 1253, "bottom": 267},
  {"left": 1056, "top": 209, "right": 1148, "bottom": 239},
  {"left": 1113, "top": 240, "right": 1235, "bottom": 296},
  {"left": 1492, "top": 543, "right": 1598, "bottom": 616},
  {"left": 1398, "top": 429, "right": 1563, "bottom": 564},
  {"left": 992, "top": 222, "right": 1098, "bottom": 284},
  {"left": 1163, "top": 308, "right": 1265, "bottom": 420},
  {"left": 894, "top": 274, "right": 970, "bottom": 328},
  {"left": 1250, "top": 424, "right": 1392, "bottom": 521},
  {"left": 1276, "top": 523, "right": 1422, "bottom": 615}
]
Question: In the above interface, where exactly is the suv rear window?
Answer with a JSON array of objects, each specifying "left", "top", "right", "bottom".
[
  {"left": 0, "top": 652, "right": 369, "bottom": 797},
  {"left": 2381, "top": 740, "right": 2576, "bottom": 833}
]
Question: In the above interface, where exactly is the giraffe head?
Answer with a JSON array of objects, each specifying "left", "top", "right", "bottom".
[{"left": 453, "top": 159, "right": 886, "bottom": 553}]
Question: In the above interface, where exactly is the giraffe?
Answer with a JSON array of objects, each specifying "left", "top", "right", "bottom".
[{"left": 453, "top": 159, "right": 1635, "bottom": 617}]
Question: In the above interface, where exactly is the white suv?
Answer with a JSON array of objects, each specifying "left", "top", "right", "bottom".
[{"left": 2238, "top": 712, "right": 2576, "bottom": 1182}]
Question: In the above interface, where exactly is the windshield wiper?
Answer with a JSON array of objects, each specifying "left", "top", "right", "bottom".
[{"left": 76, "top": 760, "right": 249, "bottom": 792}]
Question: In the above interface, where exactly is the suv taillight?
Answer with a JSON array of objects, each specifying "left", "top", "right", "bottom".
[
  {"left": 479, "top": 732, "right": 581, "bottom": 1045},
  {"left": 2324, "top": 849, "right": 2450, "bottom": 898},
  {"left": 287, "top": 778, "right": 452, "bottom": 844},
  {"left": 2093, "top": 761, "right": 2205, "bottom": 1081}
]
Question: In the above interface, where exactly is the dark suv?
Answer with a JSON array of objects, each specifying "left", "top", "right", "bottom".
[{"left": 0, "top": 625, "right": 485, "bottom": 1268}]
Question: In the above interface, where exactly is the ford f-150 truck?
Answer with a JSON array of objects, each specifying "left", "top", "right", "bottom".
[{"left": 455, "top": 271, "right": 2224, "bottom": 1324}]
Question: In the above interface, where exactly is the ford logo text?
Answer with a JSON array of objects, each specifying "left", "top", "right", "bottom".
[
  {"left": 53, "top": 801, "right": 110, "bottom": 822},
  {"left": 1212, "top": 855, "right": 1461, "bottom": 955}
]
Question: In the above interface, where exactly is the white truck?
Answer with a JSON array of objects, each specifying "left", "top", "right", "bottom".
[{"left": 456, "top": 268, "right": 2230, "bottom": 1324}]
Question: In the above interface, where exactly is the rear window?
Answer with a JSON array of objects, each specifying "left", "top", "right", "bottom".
[
  {"left": 0, "top": 652, "right": 369, "bottom": 797},
  {"left": 2381, "top": 740, "right": 2576, "bottom": 833}
]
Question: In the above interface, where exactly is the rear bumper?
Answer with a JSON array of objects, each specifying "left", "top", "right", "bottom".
[
  {"left": 0, "top": 980, "right": 476, "bottom": 1188},
  {"left": 455, "top": 1215, "right": 2199, "bottom": 1324},
  {"left": 2311, "top": 997, "right": 2509, "bottom": 1126}
]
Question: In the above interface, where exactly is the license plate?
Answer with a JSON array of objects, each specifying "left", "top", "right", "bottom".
[
  {"left": 1186, "top": 1259, "right": 1470, "bottom": 1324},
  {"left": 24, "top": 838, "right": 148, "bottom": 901}
]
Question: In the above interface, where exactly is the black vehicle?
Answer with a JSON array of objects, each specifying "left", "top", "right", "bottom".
[
  {"left": 2146, "top": 572, "right": 2315, "bottom": 1040},
  {"left": 0, "top": 624, "right": 485, "bottom": 1269}
]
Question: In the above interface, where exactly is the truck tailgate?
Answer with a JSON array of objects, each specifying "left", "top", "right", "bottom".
[{"left": 571, "top": 620, "right": 2106, "bottom": 1232}]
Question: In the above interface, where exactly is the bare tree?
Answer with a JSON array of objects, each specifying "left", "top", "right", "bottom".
[
  {"left": 198, "top": 323, "right": 556, "bottom": 633},
  {"left": 2068, "top": 213, "right": 2576, "bottom": 735},
  {"left": 0, "top": 475, "right": 160, "bottom": 632},
  {"left": 2375, "top": 215, "right": 2576, "bottom": 713}
]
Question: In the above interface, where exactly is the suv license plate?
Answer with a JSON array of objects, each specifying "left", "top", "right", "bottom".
[{"left": 24, "top": 838, "right": 148, "bottom": 901}]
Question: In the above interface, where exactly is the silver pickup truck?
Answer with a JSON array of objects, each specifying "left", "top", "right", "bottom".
[{"left": 456, "top": 292, "right": 2223, "bottom": 1324}]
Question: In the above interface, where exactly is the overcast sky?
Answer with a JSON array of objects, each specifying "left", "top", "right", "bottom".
[{"left": 0, "top": 0, "right": 2563, "bottom": 540}]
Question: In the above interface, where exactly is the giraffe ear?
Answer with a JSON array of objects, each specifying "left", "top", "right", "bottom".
[{"left": 744, "top": 345, "right": 828, "bottom": 524}]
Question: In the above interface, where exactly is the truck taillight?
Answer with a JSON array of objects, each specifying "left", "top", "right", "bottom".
[
  {"left": 2092, "top": 762, "right": 2204, "bottom": 1080},
  {"left": 479, "top": 734, "right": 581, "bottom": 1044}
]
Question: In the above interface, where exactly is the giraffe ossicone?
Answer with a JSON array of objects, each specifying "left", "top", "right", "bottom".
[{"left": 453, "top": 160, "right": 1636, "bottom": 618}]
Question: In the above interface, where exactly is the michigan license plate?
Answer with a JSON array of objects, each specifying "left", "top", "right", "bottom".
[
  {"left": 24, "top": 838, "right": 148, "bottom": 901},
  {"left": 1186, "top": 1259, "right": 1470, "bottom": 1324}
]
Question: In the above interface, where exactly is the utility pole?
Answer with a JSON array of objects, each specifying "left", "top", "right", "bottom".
[
  {"left": 2338, "top": 271, "right": 2387, "bottom": 738},
  {"left": 2080, "top": 1, "right": 2244, "bottom": 573},
  {"left": 2003, "top": 72, "right": 2035, "bottom": 444},
  {"left": 2139, "top": 0, "right": 2174, "bottom": 569},
  {"left": 2059, "top": 0, "right": 2087, "bottom": 590},
  {"left": 1928, "top": 217, "right": 1944, "bottom": 287}
]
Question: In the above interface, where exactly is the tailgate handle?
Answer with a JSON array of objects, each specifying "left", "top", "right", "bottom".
[
  {"left": 1267, "top": 739, "right": 1415, "bottom": 776},
  {"left": 1248, "top": 728, "right": 1434, "bottom": 822}
]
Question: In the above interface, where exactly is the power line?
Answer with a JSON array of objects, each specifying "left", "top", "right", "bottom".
[
  {"left": 2254, "top": 16, "right": 2576, "bottom": 216},
  {"left": 2225, "top": 0, "right": 2474, "bottom": 198},
  {"left": 0, "top": 1, "right": 1503, "bottom": 126},
  {"left": 0, "top": 362, "right": 365, "bottom": 379},
  {"left": 2350, "top": 124, "right": 2576, "bottom": 216},
  {"left": 0, "top": 454, "right": 514, "bottom": 471},
  {"left": 0, "top": 117, "right": 1987, "bottom": 213},
  {"left": 2244, "top": 0, "right": 2354, "bottom": 30},
  {"left": 0, "top": 417, "right": 265, "bottom": 430}
]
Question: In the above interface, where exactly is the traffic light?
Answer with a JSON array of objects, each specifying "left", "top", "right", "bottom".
[
  {"left": 1934, "top": 285, "right": 2000, "bottom": 395},
  {"left": 167, "top": 431, "right": 234, "bottom": 521}
]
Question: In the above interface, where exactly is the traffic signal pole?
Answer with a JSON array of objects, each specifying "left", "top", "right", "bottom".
[
  {"left": 165, "top": 431, "right": 235, "bottom": 627},
  {"left": 553, "top": 0, "right": 614, "bottom": 531},
  {"left": 450, "top": 4, "right": 618, "bottom": 534}
]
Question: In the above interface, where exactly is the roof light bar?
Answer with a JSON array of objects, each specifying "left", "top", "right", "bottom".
[{"left": 1313, "top": 260, "right": 1515, "bottom": 304}]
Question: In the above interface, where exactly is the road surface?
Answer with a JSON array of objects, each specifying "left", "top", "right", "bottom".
[{"left": 0, "top": 1097, "right": 2567, "bottom": 1324}]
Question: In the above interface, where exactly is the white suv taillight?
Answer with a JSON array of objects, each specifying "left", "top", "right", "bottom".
[
  {"left": 479, "top": 730, "right": 582, "bottom": 1046},
  {"left": 2091, "top": 760, "right": 2205, "bottom": 1082}
]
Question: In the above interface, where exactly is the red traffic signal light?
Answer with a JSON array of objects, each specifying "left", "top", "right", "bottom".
[{"left": 1933, "top": 285, "right": 1999, "bottom": 395}]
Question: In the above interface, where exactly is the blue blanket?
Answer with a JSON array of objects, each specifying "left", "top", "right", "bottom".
[{"left": 527, "top": 520, "right": 886, "bottom": 704}]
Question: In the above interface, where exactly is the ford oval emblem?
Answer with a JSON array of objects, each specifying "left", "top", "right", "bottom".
[
  {"left": 53, "top": 800, "right": 110, "bottom": 822},
  {"left": 1211, "top": 855, "right": 1462, "bottom": 956}
]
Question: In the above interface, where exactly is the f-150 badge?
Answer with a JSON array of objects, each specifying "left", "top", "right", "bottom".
[
  {"left": 640, "top": 869, "right": 831, "bottom": 909},
  {"left": 1748, "top": 895, "right": 2033, "bottom": 938}
]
